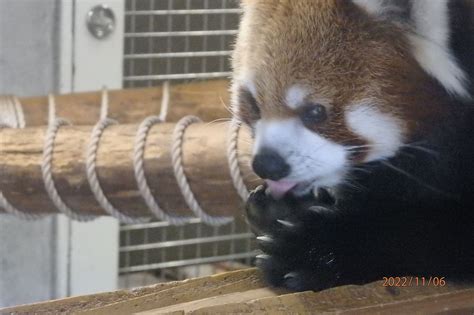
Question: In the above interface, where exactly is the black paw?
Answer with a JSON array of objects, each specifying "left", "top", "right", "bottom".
[{"left": 246, "top": 186, "right": 346, "bottom": 291}]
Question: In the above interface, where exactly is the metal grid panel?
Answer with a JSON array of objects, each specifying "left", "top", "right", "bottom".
[
  {"left": 124, "top": 0, "right": 241, "bottom": 87},
  {"left": 120, "top": 0, "right": 256, "bottom": 288},
  {"left": 119, "top": 217, "right": 258, "bottom": 287}
]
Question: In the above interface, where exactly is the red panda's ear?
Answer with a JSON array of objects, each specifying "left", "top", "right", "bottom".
[{"left": 353, "top": 0, "right": 469, "bottom": 99}]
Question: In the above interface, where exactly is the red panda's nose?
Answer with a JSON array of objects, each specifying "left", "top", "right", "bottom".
[{"left": 252, "top": 148, "right": 290, "bottom": 181}]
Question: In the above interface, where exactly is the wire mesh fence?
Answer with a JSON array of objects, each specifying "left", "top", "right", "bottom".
[
  {"left": 119, "top": 217, "right": 258, "bottom": 288},
  {"left": 123, "top": 0, "right": 241, "bottom": 87},
  {"left": 120, "top": 0, "right": 256, "bottom": 288}
]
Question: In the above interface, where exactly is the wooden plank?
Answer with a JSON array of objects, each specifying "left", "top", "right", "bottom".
[
  {"left": 191, "top": 279, "right": 473, "bottom": 314},
  {"left": 0, "top": 278, "right": 192, "bottom": 315},
  {"left": 339, "top": 289, "right": 474, "bottom": 314},
  {"left": 17, "top": 80, "right": 231, "bottom": 126},
  {"left": 0, "top": 122, "right": 258, "bottom": 217},
  {"left": 78, "top": 269, "right": 268, "bottom": 315},
  {"left": 137, "top": 288, "right": 281, "bottom": 315},
  {"left": 2, "top": 269, "right": 473, "bottom": 314},
  {"left": 0, "top": 269, "right": 262, "bottom": 314}
]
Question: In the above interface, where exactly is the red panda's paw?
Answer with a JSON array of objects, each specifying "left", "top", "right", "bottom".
[
  {"left": 245, "top": 185, "right": 335, "bottom": 235},
  {"left": 245, "top": 185, "right": 299, "bottom": 236},
  {"left": 255, "top": 250, "right": 342, "bottom": 292},
  {"left": 245, "top": 185, "right": 345, "bottom": 291}
]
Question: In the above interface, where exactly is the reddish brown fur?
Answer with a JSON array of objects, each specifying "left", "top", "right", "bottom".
[{"left": 232, "top": 0, "right": 454, "bottom": 153}]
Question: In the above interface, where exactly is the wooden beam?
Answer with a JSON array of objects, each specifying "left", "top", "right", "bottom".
[
  {"left": 17, "top": 79, "right": 231, "bottom": 126},
  {"left": 0, "top": 122, "right": 258, "bottom": 218}
]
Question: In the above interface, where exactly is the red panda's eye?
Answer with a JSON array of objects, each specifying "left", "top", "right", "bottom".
[{"left": 301, "top": 103, "right": 327, "bottom": 126}]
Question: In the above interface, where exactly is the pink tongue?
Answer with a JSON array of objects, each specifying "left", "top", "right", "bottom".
[{"left": 266, "top": 180, "right": 298, "bottom": 199}]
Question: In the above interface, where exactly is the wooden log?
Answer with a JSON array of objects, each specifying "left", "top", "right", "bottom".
[
  {"left": 0, "top": 122, "right": 259, "bottom": 218},
  {"left": 16, "top": 79, "right": 231, "bottom": 126}
]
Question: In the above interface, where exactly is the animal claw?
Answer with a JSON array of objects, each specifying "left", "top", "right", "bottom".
[
  {"left": 256, "top": 235, "right": 273, "bottom": 244},
  {"left": 255, "top": 254, "right": 270, "bottom": 260},
  {"left": 277, "top": 219, "right": 296, "bottom": 228},
  {"left": 308, "top": 205, "right": 331, "bottom": 213},
  {"left": 312, "top": 187, "right": 336, "bottom": 204},
  {"left": 284, "top": 271, "right": 298, "bottom": 280}
]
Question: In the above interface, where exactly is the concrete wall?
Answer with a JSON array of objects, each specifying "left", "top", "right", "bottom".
[
  {"left": 0, "top": 0, "right": 122, "bottom": 307},
  {"left": 0, "top": 0, "right": 60, "bottom": 306},
  {"left": 0, "top": 0, "right": 59, "bottom": 95}
]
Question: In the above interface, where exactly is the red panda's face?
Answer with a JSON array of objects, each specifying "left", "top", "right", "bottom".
[{"left": 232, "top": 0, "right": 463, "bottom": 197}]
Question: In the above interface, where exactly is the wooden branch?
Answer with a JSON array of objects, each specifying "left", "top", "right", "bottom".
[
  {"left": 0, "top": 122, "right": 259, "bottom": 218},
  {"left": 17, "top": 79, "right": 231, "bottom": 126}
]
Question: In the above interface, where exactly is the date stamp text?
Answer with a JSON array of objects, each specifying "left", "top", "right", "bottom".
[{"left": 382, "top": 276, "right": 446, "bottom": 287}]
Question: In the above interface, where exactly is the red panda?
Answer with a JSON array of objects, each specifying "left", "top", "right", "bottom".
[{"left": 231, "top": 0, "right": 474, "bottom": 291}]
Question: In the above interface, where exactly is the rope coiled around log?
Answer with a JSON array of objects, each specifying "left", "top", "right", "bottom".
[
  {"left": 0, "top": 88, "right": 250, "bottom": 226},
  {"left": 171, "top": 116, "right": 234, "bottom": 226},
  {"left": 0, "top": 95, "right": 45, "bottom": 220},
  {"left": 85, "top": 88, "right": 151, "bottom": 224},
  {"left": 41, "top": 95, "right": 97, "bottom": 221},
  {"left": 133, "top": 115, "right": 194, "bottom": 225},
  {"left": 227, "top": 120, "right": 250, "bottom": 201}
]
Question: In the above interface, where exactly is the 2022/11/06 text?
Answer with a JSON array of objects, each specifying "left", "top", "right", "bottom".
[{"left": 383, "top": 277, "right": 446, "bottom": 287}]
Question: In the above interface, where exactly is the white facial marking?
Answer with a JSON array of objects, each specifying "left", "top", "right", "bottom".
[
  {"left": 285, "top": 85, "right": 309, "bottom": 109},
  {"left": 352, "top": 0, "right": 380, "bottom": 14},
  {"left": 235, "top": 71, "right": 257, "bottom": 98},
  {"left": 244, "top": 80, "right": 257, "bottom": 99},
  {"left": 353, "top": 0, "right": 398, "bottom": 16},
  {"left": 253, "top": 118, "right": 347, "bottom": 193},
  {"left": 346, "top": 103, "right": 404, "bottom": 162}
]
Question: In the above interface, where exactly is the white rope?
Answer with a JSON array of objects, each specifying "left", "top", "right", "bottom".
[
  {"left": 133, "top": 115, "right": 194, "bottom": 225},
  {"left": 41, "top": 94, "right": 97, "bottom": 221},
  {"left": 171, "top": 115, "right": 233, "bottom": 226},
  {"left": 0, "top": 95, "right": 44, "bottom": 219},
  {"left": 227, "top": 119, "right": 250, "bottom": 201},
  {"left": 159, "top": 81, "right": 170, "bottom": 122},
  {"left": 99, "top": 86, "right": 110, "bottom": 120},
  {"left": 86, "top": 88, "right": 151, "bottom": 224},
  {"left": 47, "top": 94, "right": 56, "bottom": 124},
  {"left": 42, "top": 118, "right": 97, "bottom": 221},
  {"left": 0, "top": 192, "right": 46, "bottom": 220},
  {"left": 0, "top": 95, "right": 25, "bottom": 128}
]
